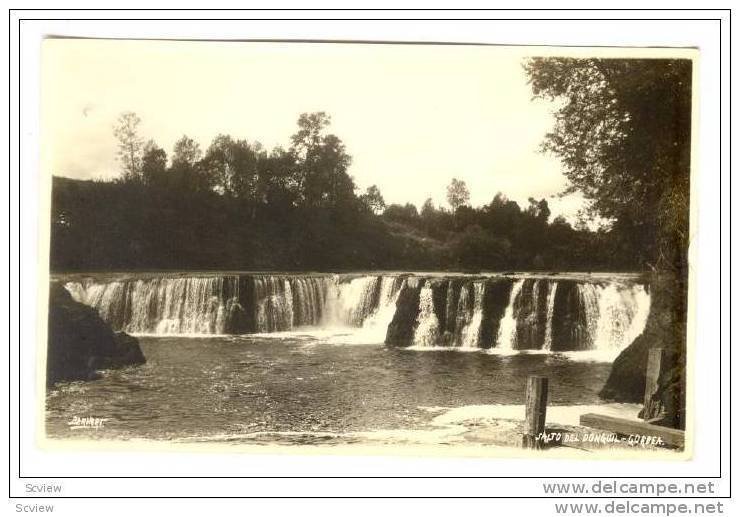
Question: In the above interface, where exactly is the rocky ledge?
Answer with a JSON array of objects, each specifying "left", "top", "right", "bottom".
[{"left": 46, "top": 283, "right": 146, "bottom": 386}]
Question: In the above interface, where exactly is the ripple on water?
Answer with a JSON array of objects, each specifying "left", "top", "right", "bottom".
[{"left": 46, "top": 336, "right": 618, "bottom": 443}]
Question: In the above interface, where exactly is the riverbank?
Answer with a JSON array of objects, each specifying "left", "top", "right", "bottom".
[
  {"left": 43, "top": 401, "right": 684, "bottom": 459},
  {"left": 173, "top": 402, "right": 685, "bottom": 458}
]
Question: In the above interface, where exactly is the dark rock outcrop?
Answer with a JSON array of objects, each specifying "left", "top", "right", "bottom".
[
  {"left": 515, "top": 279, "right": 549, "bottom": 350},
  {"left": 480, "top": 279, "right": 512, "bottom": 349},
  {"left": 385, "top": 279, "right": 422, "bottom": 347},
  {"left": 47, "top": 283, "right": 146, "bottom": 386},
  {"left": 440, "top": 278, "right": 464, "bottom": 346},
  {"left": 600, "top": 273, "right": 686, "bottom": 429},
  {"left": 224, "top": 276, "right": 255, "bottom": 334},
  {"left": 430, "top": 279, "right": 450, "bottom": 332},
  {"left": 551, "top": 280, "right": 591, "bottom": 351}
]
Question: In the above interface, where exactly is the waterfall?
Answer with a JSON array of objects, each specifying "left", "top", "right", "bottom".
[
  {"left": 513, "top": 279, "right": 549, "bottom": 349},
  {"left": 254, "top": 276, "right": 294, "bottom": 332},
  {"left": 65, "top": 276, "right": 240, "bottom": 335},
  {"left": 291, "top": 277, "right": 328, "bottom": 327},
  {"left": 62, "top": 273, "right": 652, "bottom": 356},
  {"left": 444, "top": 280, "right": 458, "bottom": 336},
  {"left": 542, "top": 282, "right": 558, "bottom": 351},
  {"left": 577, "top": 283, "right": 601, "bottom": 350},
  {"left": 149, "top": 277, "right": 227, "bottom": 335},
  {"left": 592, "top": 283, "right": 651, "bottom": 350},
  {"left": 452, "top": 284, "right": 473, "bottom": 345},
  {"left": 360, "top": 276, "right": 404, "bottom": 342},
  {"left": 495, "top": 279, "right": 525, "bottom": 350},
  {"left": 459, "top": 282, "right": 484, "bottom": 348},
  {"left": 322, "top": 276, "right": 381, "bottom": 327},
  {"left": 413, "top": 280, "right": 440, "bottom": 347}
]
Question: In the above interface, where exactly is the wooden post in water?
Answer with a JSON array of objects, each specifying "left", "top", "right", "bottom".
[
  {"left": 522, "top": 375, "right": 548, "bottom": 449},
  {"left": 642, "top": 348, "right": 664, "bottom": 420}
]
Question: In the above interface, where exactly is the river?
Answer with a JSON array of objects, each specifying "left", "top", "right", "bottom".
[{"left": 47, "top": 271, "right": 650, "bottom": 447}]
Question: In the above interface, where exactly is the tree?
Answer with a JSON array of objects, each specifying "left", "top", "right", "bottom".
[
  {"left": 172, "top": 135, "right": 202, "bottom": 167},
  {"left": 450, "top": 224, "right": 510, "bottom": 270},
  {"left": 360, "top": 185, "right": 385, "bottom": 214},
  {"left": 141, "top": 140, "right": 167, "bottom": 187},
  {"left": 256, "top": 146, "right": 300, "bottom": 208},
  {"left": 202, "top": 135, "right": 263, "bottom": 200},
  {"left": 170, "top": 135, "right": 206, "bottom": 192},
  {"left": 524, "top": 58, "right": 691, "bottom": 273},
  {"left": 311, "top": 133, "right": 354, "bottom": 208},
  {"left": 383, "top": 203, "right": 419, "bottom": 224},
  {"left": 420, "top": 197, "right": 436, "bottom": 218},
  {"left": 113, "top": 112, "right": 144, "bottom": 182},
  {"left": 289, "top": 112, "right": 355, "bottom": 209},
  {"left": 525, "top": 57, "right": 692, "bottom": 428},
  {"left": 201, "top": 134, "right": 235, "bottom": 195},
  {"left": 483, "top": 193, "right": 521, "bottom": 236},
  {"left": 290, "top": 112, "right": 330, "bottom": 160},
  {"left": 526, "top": 197, "right": 551, "bottom": 223},
  {"left": 446, "top": 178, "right": 470, "bottom": 211}
]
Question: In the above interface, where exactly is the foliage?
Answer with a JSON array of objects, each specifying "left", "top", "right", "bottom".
[
  {"left": 172, "top": 135, "right": 202, "bottom": 167},
  {"left": 446, "top": 178, "right": 470, "bottom": 210},
  {"left": 524, "top": 58, "right": 692, "bottom": 274},
  {"left": 289, "top": 112, "right": 355, "bottom": 209},
  {"left": 141, "top": 140, "right": 167, "bottom": 187},
  {"left": 51, "top": 110, "right": 651, "bottom": 273},
  {"left": 360, "top": 185, "right": 386, "bottom": 214},
  {"left": 525, "top": 58, "right": 692, "bottom": 426},
  {"left": 113, "top": 112, "right": 144, "bottom": 182}
]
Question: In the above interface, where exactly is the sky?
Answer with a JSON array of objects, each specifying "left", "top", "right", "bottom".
[{"left": 41, "top": 39, "right": 588, "bottom": 222}]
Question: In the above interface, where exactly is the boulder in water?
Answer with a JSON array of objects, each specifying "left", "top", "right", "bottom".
[
  {"left": 385, "top": 279, "right": 422, "bottom": 347},
  {"left": 47, "top": 283, "right": 146, "bottom": 386}
]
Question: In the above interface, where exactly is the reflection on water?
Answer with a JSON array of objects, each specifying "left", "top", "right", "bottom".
[{"left": 46, "top": 335, "right": 614, "bottom": 444}]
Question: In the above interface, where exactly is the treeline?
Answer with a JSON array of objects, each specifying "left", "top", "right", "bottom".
[
  {"left": 380, "top": 195, "right": 634, "bottom": 271},
  {"left": 50, "top": 112, "right": 644, "bottom": 272}
]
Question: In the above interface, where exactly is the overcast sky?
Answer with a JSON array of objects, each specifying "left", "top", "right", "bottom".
[{"left": 42, "top": 39, "right": 588, "bottom": 221}]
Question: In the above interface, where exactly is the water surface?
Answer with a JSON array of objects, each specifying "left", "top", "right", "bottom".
[{"left": 46, "top": 334, "right": 615, "bottom": 445}]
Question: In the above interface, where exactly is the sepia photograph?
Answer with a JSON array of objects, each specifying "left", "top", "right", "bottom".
[{"left": 41, "top": 38, "right": 694, "bottom": 458}]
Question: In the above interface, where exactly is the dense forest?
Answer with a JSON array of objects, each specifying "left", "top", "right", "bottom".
[{"left": 51, "top": 111, "right": 643, "bottom": 273}]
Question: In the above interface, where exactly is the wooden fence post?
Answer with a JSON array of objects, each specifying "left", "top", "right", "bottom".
[
  {"left": 522, "top": 375, "right": 548, "bottom": 449},
  {"left": 643, "top": 348, "right": 664, "bottom": 421}
]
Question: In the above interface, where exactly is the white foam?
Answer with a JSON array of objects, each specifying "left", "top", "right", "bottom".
[{"left": 495, "top": 279, "right": 525, "bottom": 350}]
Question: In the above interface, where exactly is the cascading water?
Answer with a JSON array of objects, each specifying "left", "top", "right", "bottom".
[
  {"left": 460, "top": 282, "right": 484, "bottom": 349},
  {"left": 513, "top": 279, "right": 549, "bottom": 350},
  {"left": 360, "top": 276, "right": 404, "bottom": 342},
  {"left": 444, "top": 280, "right": 458, "bottom": 337},
  {"left": 496, "top": 279, "right": 525, "bottom": 350},
  {"left": 542, "top": 282, "right": 558, "bottom": 351},
  {"left": 63, "top": 273, "right": 651, "bottom": 357},
  {"left": 576, "top": 283, "right": 601, "bottom": 350},
  {"left": 66, "top": 276, "right": 240, "bottom": 335},
  {"left": 592, "top": 283, "right": 651, "bottom": 350},
  {"left": 147, "top": 277, "right": 230, "bottom": 335},
  {"left": 291, "top": 277, "right": 327, "bottom": 327},
  {"left": 452, "top": 284, "right": 473, "bottom": 345},
  {"left": 413, "top": 281, "right": 440, "bottom": 347},
  {"left": 322, "top": 276, "right": 380, "bottom": 327},
  {"left": 254, "top": 276, "right": 294, "bottom": 332}
]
